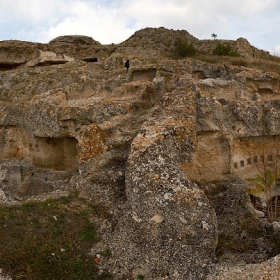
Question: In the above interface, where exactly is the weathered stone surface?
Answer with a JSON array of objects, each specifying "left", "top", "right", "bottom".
[
  {"left": 1, "top": 27, "right": 280, "bottom": 279},
  {"left": 113, "top": 85, "right": 217, "bottom": 278},
  {"left": 0, "top": 40, "right": 40, "bottom": 68},
  {"left": 49, "top": 35, "right": 100, "bottom": 45},
  {"left": 208, "top": 255, "right": 280, "bottom": 279}
]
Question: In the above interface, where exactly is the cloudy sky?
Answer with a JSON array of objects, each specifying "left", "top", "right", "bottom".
[{"left": 0, "top": 0, "right": 279, "bottom": 54}]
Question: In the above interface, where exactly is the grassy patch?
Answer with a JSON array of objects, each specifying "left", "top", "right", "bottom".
[
  {"left": 193, "top": 53, "right": 280, "bottom": 75},
  {"left": 0, "top": 195, "right": 112, "bottom": 280}
]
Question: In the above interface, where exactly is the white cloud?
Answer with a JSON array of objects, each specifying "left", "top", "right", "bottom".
[
  {"left": 0, "top": 0, "right": 67, "bottom": 22},
  {"left": 274, "top": 45, "right": 280, "bottom": 56},
  {"left": 40, "top": 1, "right": 135, "bottom": 43},
  {"left": 0, "top": 0, "right": 279, "bottom": 52}
]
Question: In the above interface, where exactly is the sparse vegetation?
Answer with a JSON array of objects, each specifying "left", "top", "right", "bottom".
[
  {"left": 211, "top": 33, "right": 217, "bottom": 39},
  {"left": 101, "top": 248, "right": 112, "bottom": 257},
  {"left": 0, "top": 194, "right": 112, "bottom": 280},
  {"left": 173, "top": 38, "right": 197, "bottom": 57},
  {"left": 246, "top": 151, "right": 280, "bottom": 222},
  {"left": 213, "top": 43, "right": 239, "bottom": 57},
  {"left": 191, "top": 53, "right": 280, "bottom": 76}
]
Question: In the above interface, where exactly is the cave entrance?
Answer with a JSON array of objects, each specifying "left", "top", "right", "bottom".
[
  {"left": 180, "top": 132, "right": 230, "bottom": 182},
  {"left": 31, "top": 137, "right": 78, "bottom": 171},
  {"left": 82, "top": 57, "right": 98, "bottom": 62},
  {"left": 132, "top": 69, "right": 156, "bottom": 82}
]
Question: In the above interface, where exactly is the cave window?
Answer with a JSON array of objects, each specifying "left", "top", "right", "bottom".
[
  {"left": 132, "top": 69, "right": 156, "bottom": 82},
  {"left": 31, "top": 137, "right": 78, "bottom": 171},
  {"left": 82, "top": 58, "right": 98, "bottom": 62}
]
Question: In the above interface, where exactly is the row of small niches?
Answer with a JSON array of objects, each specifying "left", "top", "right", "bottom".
[{"left": 234, "top": 154, "right": 280, "bottom": 169}]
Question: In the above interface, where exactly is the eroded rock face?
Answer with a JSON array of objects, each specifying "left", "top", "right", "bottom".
[
  {"left": 1, "top": 27, "right": 280, "bottom": 278},
  {"left": 115, "top": 86, "right": 217, "bottom": 278},
  {"left": 0, "top": 41, "right": 40, "bottom": 69},
  {"left": 49, "top": 35, "right": 100, "bottom": 45}
]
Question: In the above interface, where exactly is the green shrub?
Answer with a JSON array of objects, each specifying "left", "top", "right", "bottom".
[
  {"left": 173, "top": 38, "right": 197, "bottom": 57},
  {"left": 213, "top": 43, "right": 239, "bottom": 57}
]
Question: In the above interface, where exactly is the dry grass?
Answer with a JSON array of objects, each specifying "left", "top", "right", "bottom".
[
  {"left": 193, "top": 53, "right": 280, "bottom": 76},
  {"left": 0, "top": 194, "right": 112, "bottom": 280}
]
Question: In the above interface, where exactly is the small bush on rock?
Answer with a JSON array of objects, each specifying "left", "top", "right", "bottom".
[
  {"left": 213, "top": 43, "right": 239, "bottom": 57},
  {"left": 173, "top": 38, "right": 197, "bottom": 57}
]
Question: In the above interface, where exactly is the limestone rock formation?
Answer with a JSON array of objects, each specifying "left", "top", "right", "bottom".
[{"left": 1, "top": 27, "right": 280, "bottom": 279}]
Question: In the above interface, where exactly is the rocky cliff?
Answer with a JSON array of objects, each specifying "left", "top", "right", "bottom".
[{"left": 1, "top": 27, "right": 280, "bottom": 279}]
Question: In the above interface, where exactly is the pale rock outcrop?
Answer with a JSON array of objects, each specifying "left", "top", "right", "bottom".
[
  {"left": 0, "top": 40, "right": 40, "bottom": 69},
  {"left": 26, "top": 50, "right": 75, "bottom": 67},
  {"left": 49, "top": 35, "right": 100, "bottom": 45}
]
